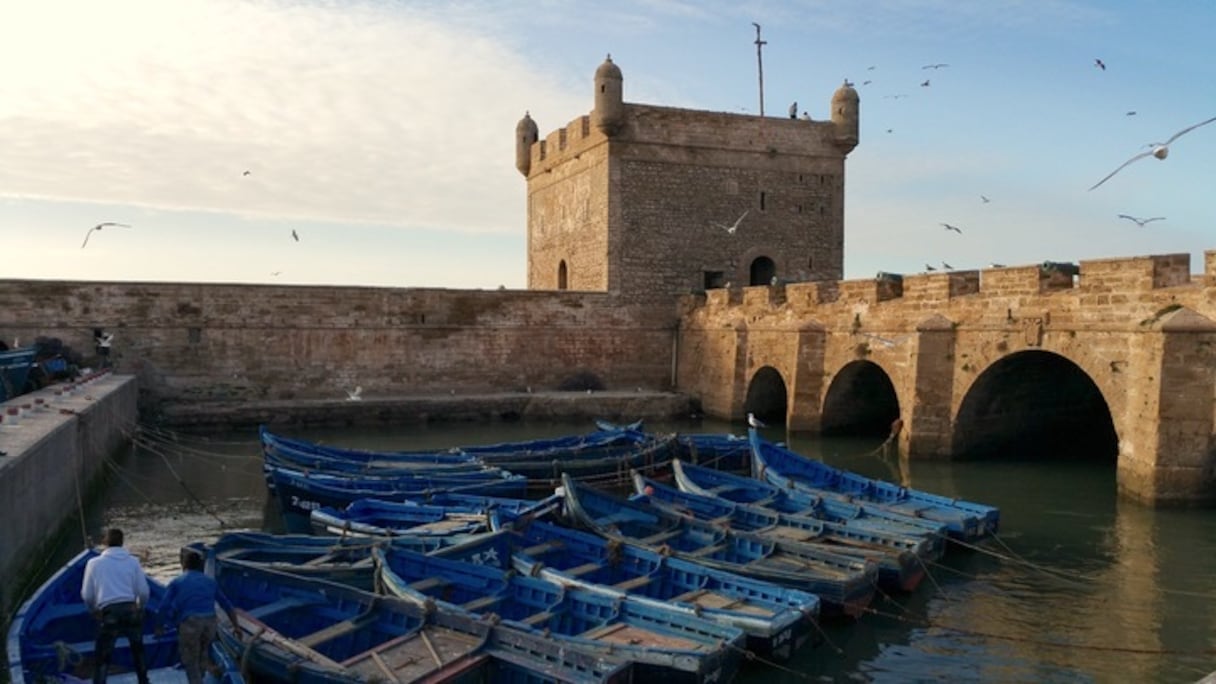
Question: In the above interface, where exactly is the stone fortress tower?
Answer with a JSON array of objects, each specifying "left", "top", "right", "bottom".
[{"left": 516, "top": 55, "right": 860, "bottom": 302}]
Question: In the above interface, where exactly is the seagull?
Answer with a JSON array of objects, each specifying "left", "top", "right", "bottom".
[
  {"left": 883, "top": 94, "right": 908, "bottom": 100},
  {"left": 1126, "top": 111, "right": 1136, "bottom": 116},
  {"left": 747, "top": 412, "right": 766, "bottom": 429},
  {"left": 270, "top": 271, "right": 282, "bottom": 276},
  {"left": 922, "top": 63, "right": 949, "bottom": 69},
  {"left": 291, "top": 229, "right": 300, "bottom": 242},
  {"left": 242, "top": 170, "right": 251, "bottom": 176},
  {"left": 941, "top": 223, "right": 963, "bottom": 234},
  {"left": 1094, "top": 58, "right": 1106, "bottom": 71},
  {"left": 886, "top": 128, "right": 894, "bottom": 134},
  {"left": 1088, "top": 115, "right": 1216, "bottom": 190},
  {"left": 981, "top": 195, "right": 991, "bottom": 203},
  {"left": 345, "top": 386, "right": 362, "bottom": 401},
  {"left": 920, "top": 79, "right": 930, "bottom": 87},
  {"left": 800, "top": 111, "right": 811, "bottom": 120},
  {"left": 81, "top": 222, "right": 131, "bottom": 249},
  {"left": 862, "top": 80, "right": 872, "bottom": 85},
  {"left": 788, "top": 101, "right": 797, "bottom": 119},
  {"left": 712, "top": 210, "right": 749, "bottom": 235},
  {"left": 925, "top": 264, "right": 937, "bottom": 271},
  {"left": 1117, "top": 214, "right": 1166, "bottom": 227},
  {"left": 942, "top": 261, "right": 954, "bottom": 270},
  {"left": 989, "top": 262, "right": 1007, "bottom": 268},
  {"left": 867, "top": 65, "right": 876, "bottom": 71}
]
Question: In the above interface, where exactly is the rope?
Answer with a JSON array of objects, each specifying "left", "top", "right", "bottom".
[{"left": 724, "top": 641, "right": 814, "bottom": 679}]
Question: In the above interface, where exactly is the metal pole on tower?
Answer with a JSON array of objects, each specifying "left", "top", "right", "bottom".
[{"left": 752, "top": 22, "right": 766, "bottom": 117}]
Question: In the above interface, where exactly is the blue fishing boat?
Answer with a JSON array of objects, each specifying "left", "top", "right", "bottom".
[
  {"left": 209, "top": 556, "right": 629, "bottom": 684},
  {"left": 748, "top": 430, "right": 1000, "bottom": 541},
  {"left": 671, "top": 460, "right": 948, "bottom": 552},
  {"left": 7, "top": 548, "right": 243, "bottom": 684},
  {"left": 0, "top": 347, "right": 36, "bottom": 402},
  {"left": 374, "top": 542, "right": 745, "bottom": 683},
  {"left": 632, "top": 471, "right": 931, "bottom": 592},
  {"left": 485, "top": 514, "right": 820, "bottom": 662},
  {"left": 267, "top": 464, "right": 529, "bottom": 532},
  {"left": 309, "top": 494, "right": 561, "bottom": 538},
  {"left": 559, "top": 474, "right": 878, "bottom": 618}
]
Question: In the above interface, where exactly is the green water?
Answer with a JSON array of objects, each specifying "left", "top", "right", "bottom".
[{"left": 37, "top": 418, "right": 1216, "bottom": 683}]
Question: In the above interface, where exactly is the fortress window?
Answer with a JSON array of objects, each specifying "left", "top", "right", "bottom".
[
  {"left": 749, "top": 256, "right": 776, "bottom": 287},
  {"left": 760, "top": 191, "right": 767, "bottom": 211},
  {"left": 558, "top": 260, "right": 569, "bottom": 290},
  {"left": 703, "top": 271, "right": 726, "bottom": 290}
]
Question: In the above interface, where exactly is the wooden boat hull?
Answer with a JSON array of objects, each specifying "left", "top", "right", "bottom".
[
  {"left": 7, "top": 548, "right": 243, "bottom": 684},
  {"left": 748, "top": 430, "right": 1000, "bottom": 541},
  {"left": 375, "top": 542, "right": 745, "bottom": 683}
]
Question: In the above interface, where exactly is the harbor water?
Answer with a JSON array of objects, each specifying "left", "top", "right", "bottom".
[{"left": 30, "top": 418, "right": 1216, "bottom": 683}]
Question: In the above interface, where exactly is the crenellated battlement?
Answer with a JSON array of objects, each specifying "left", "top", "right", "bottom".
[
  {"left": 530, "top": 115, "right": 599, "bottom": 176},
  {"left": 684, "top": 251, "right": 1210, "bottom": 327}
]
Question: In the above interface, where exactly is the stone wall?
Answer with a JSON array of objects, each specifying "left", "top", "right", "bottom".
[{"left": 0, "top": 281, "right": 678, "bottom": 416}]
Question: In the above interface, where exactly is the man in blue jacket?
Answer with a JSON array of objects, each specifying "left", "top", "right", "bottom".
[{"left": 158, "top": 549, "right": 236, "bottom": 684}]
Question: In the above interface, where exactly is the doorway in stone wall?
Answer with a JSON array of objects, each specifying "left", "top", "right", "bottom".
[
  {"left": 749, "top": 256, "right": 776, "bottom": 286},
  {"left": 745, "top": 366, "right": 787, "bottom": 425},
  {"left": 558, "top": 260, "right": 568, "bottom": 290}
]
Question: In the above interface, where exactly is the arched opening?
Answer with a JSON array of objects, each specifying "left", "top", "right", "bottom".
[
  {"left": 953, "top": 351, "right": 1117, "bottom": 460},
  {"left": 745, "top": 366, "right": 787, "bottom": 426},
  {"left": 821, "top": 361, "right": 900, "bottom": 438},
  {"left": 749, "top": 256, "right": 776, "bottom": 286},
  {"left": 557, "top": 260, "right": 568, "bottom": 290}
]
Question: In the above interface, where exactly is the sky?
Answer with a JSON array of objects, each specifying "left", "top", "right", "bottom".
[{"left": 1, "top": 0, "right": 1213, "bottom": 289}]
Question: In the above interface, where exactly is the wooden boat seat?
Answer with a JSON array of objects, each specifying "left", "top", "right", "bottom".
[
  {"left": 296, "top": 612, "right": 375, "bottom": 649},
  {"left": 611, "top": 576, "right": 652, "bottom": 591},
  {"left": 461, "top": 595, "right": 500, "bottom": 612},
  {"left": 407, "top": 577, "right": 449, "bottom": 593},
  {"left": 521, "top": 541, "right": 563, "bottom": 556},
  {"left": 245, "top": 596, "right": 316, "bottom": 620},
  {"left": 595, "top": 513, "right": 638, "bottom": 527},
  {"left": 687, "top": 544, "right": 724, "bottom": 558},
  {"left": 520, "top": 610, "right": 553, "bottom": 626},
  {"left": 563, "top": 562, "right": 601, "bottom": 577}
]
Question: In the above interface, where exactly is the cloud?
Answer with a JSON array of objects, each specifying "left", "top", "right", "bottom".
[{"left": 0, "top": 0, "right": 586, "bottom": 234}]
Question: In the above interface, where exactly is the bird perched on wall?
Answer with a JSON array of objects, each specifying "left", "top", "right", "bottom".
[
  {"left": 942, "top": 261, "right": 954, "bottom": 270},
  {"left": 747, "top": 412, "right": 766, "bottom": 429},
  {"left": 712, "top": 210, "right": 749, "bottom": 235},
  {"left": 345, "top": 386, "right": 362, "bottom": 401},
  {"left": 788, "top": 101, "right": 797, "bottom": 119},
  {"left": 800, "top": 111, "right": 811, "bottom": 120},
  {"left": 989, "top": 262, "right": 1007, "bottom": 268},
  {"left": 1089, "top": 116, "right": 1216, "bottom": 190},
  {"left": 941, "top": 223, "right": 963, "bottom": 233},
  {"left": 1117, "top": 214, "right": 1166, "bottom": 227},
  {"left": 81, "top": 222, "right": 130, "bottom": 249},
  {"left": 861, "top": 332, "right": 912, "bottom": 348},
  {"left": 925, "top": 264, "right": 938, "bottom": 271}
]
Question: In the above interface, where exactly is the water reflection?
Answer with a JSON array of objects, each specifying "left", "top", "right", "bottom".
[{"left": 37, "top": 419, "right": 1216, "bottom": 682}]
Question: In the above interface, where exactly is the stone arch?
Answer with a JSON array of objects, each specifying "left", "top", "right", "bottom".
[
  {"left": 745, "top": 366, "right": 788, "bottom": 425},
  {"left": 749, "top": 256, "right": 776, "bottom": 286},
  {"left": 953, "top": 350, "right": 1117, "bottom": 460},
  {"left": 557, "top": 260, "right": 568, "bottom": 290},
  {"left": 821, "top": 360, "right": 900, "bottom": 438}
]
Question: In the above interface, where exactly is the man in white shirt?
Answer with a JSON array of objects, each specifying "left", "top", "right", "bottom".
[{"left": 81, "top": 528, "right": 151, "bottom": 684}]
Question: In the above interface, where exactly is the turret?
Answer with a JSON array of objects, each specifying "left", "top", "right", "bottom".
[
  {"left": 515, "top": 111, "right": 539, "bottom": 177},
  {"left": 830, "top": 80, "right": 859, "bottom": 153},
  {"left": 592, "top": 54, "right": 624, "bottom": 136}
]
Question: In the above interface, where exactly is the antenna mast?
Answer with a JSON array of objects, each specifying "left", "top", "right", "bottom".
[{"left": 752, "top": 22, "right": 766, "bottom": 117}]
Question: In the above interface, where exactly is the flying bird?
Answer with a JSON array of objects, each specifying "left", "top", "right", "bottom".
[
  {"left": 886, "top": 129, "right": 894, "bottom": 134},
  {"left": 270, "top": 271, "right": 282, "bottom": 276},
  {"left": 345, "top": 386, "right": 363, "bottom": 401},
  {"left": 862, "top": 80, "right": 872, "bottom": 85},
  {"left": 788, "top": 101, "right": 798, "bottom": 119},
  {"left": 1088, "top": 115, "right": 1216, "bottom": 190},
  {"left": 1126, "top": 111, "right": 1136, "bottom": 116},
  {"left": 922, "top": 63, "right": 949, "bottom": 69},
  {"left": 1117, "top": 214, "right": 1166, "bottom": 227},
  {"left": 920, "top": 79, "right": 931, "bottom": 87},
  {"left": 747, "top": 412, "right": 767, "bottom": 429},
  {"left": 941, "top": 223, "right": 963, "bottom": 234},
  {"left": 867, "top": 65, "right": 876, "bottom": 71},
  {"left": 981, "top": 195, "right": 991, "bottom": 203},
  {"left": 883, "top": 94, "right": 908, "bottom": 100},
  {"left": 712, "top": 210, "right": 750, "bottom": 235},
  {"left": 1094, "top": 58, "right": 1106, "bottom": 70},
  {"left": 291, "top": 229, "right": 300, "bottom": 242},
  {"left": 81, "top": 222, "right": 131, "bottom": 249},
  {"left": 242, "top": 170, "right": 251, "bottom": 176}
]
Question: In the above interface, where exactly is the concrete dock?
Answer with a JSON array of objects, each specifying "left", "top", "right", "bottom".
[{"left": 0, "top": 371, "right": 137, "bottom": 620}]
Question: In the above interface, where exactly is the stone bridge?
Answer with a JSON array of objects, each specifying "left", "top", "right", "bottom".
[{"left": 676, "top": 251, "right": 1216, "bottom": 505}]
